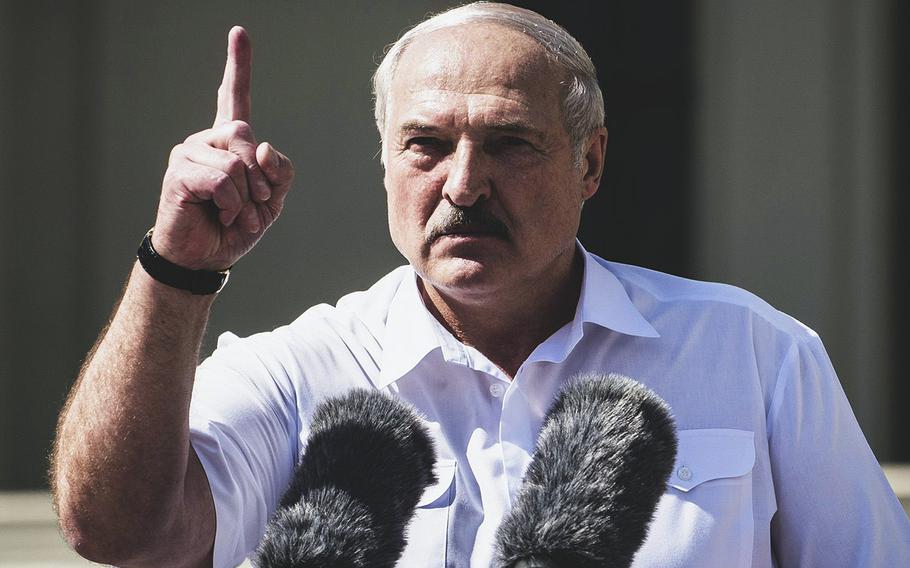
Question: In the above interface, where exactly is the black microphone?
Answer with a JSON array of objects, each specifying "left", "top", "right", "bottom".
[
  {"left": 494, "top": 373, "right": 678, "bottom": 568},
  {"left": 253, "top": 389, "right": 437, "bottom": 568}
]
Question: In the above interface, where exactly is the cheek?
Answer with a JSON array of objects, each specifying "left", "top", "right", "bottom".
[
  {"left": 505, "top": 173, "right": 585, "bottom": 236},
  {"left": 385, "top": 186, "right": 413, "bottom": 253},
  {"left": 385, "top": 168, "right": 441, "bottom": 242}
]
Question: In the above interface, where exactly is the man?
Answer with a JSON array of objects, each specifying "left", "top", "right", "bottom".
[{"left": 52, "top": 3, "right": 909, "bottom": 567}]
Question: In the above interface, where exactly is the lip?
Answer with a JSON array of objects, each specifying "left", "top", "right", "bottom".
[
  {"left": 430, "top": 232, "right": 507, "bottom": 256},
  {"left": 439, "top": 231, "right": 500, "bottom": 239},
  {"left": 436, "top": 230, "right": 505, "bottom": 242},
  {"left": 434, "top": 222, "right": 507, "bottom": 240}
]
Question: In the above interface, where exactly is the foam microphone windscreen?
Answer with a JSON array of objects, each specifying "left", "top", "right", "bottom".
[
  {"left": 494, "top": 373, "right": 677, "bottom": 568},
  {"left": 253, "top": 389, "right": 437, "bottom": 568}
]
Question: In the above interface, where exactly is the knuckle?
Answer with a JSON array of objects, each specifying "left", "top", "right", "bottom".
[
  {"left": 161, "top": 169, "right": 178, "bottom": 189},
  {"left": 228, "top": 120, "right": 252, "bottom": 139},
  {"left": 212, "top": 170, "right": 233, "bottom": 190},
  {"left": 163, "top": 165, "right": 193, "bottom": 190},
  {"left": 225, "top": 156, "right": 246, "bottom": 178},
  {"left": 172, "top": 185, "right": 195, "bottom": 207},
  {"left": 168, "top": 144, "right": 185, "bottom": 162},
  {"left": 248, "top": 161, "right": 265, "bottom": 178},
  {"left": 183, "top": 129, "right": 210, "bottom": 144}
]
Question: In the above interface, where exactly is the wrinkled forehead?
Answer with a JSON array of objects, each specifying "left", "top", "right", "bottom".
[{"left": 388, "top": 23, "right": 564, "bottom": 112}]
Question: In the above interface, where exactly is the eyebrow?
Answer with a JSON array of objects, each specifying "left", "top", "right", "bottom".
[
  {"left": 396, "top": 119, "right": 547, "bottom": 141},
  {"left": 396, "top": 121, "right": 442, "bottom": 135},
  {"left": 486, "top": 119, "right": 546, "bottom": 139}
]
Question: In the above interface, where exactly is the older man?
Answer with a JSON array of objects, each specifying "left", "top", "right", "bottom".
[{"left": 52, "top": 3, "right": 908, "bottom": 567}]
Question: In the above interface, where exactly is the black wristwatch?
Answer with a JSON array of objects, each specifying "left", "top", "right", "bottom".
[{"left": 136, "top": 228, "right": 230, "bottom": 295}]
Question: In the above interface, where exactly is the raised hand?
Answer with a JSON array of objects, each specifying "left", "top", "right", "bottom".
[{"left": 152, "top": 26, "right": 294, "bottom": 271}]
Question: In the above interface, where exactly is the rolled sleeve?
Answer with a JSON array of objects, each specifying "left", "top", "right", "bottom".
[{"left": 189, "top": 332, "right": 299, "bottom": 568}]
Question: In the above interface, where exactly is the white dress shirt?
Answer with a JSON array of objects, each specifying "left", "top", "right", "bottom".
[{"left": 189, "top": 244, "right": 910, "bottom": 567}]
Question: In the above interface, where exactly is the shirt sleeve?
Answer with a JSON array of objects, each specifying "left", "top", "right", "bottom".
[
  {"left": 189, "top": 331, "right": 300, "bottom": 568},
  {"left": 767, "top": 334, "right": 910, "bottom": 566}
]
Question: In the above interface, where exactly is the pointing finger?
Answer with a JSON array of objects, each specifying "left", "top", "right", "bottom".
[{"left": 214, "top": 26, "right": 252, "bottom": 126}]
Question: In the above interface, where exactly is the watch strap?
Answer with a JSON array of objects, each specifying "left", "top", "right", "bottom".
[{"left": 136, "top": 228, "right": 230, "bottom": 295}]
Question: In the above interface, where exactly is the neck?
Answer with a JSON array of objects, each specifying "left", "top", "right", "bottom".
[{"left": 419, "top": 248, "right": 584, "bottom": 378}]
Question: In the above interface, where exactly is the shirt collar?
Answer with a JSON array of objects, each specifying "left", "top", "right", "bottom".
[
  {"left": 524, "top": 241, "right": 660, "bottom": 366},
  {"left": 375, "top": 241, "right": 659, "bottom": 388},
  {"left": 574, "top": 240, "right": 661, "bottom": 338}
]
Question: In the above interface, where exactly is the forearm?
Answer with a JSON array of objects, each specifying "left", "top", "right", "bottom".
[
  {"left": 51, "top": 27, "right": 293, "bottom": 566},
  {"left": 53, "top": 262, "right": 216, "bottom": 566}
]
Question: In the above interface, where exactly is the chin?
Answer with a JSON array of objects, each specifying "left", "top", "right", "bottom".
[{"left": 419, "top": 257, "right": 507, "bottom": 297}]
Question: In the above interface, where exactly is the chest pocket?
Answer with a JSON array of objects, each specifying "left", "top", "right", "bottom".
[
  {"left": 396, "top": 459, "right": 457, "bottom": 567},
  {"left": 633, "top": 429, "right": 756, "bottom": 568}
]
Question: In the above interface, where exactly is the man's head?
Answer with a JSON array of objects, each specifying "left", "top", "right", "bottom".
[
  {"left": 375, "top": 3, "right": 607, "bottom": 303},
  {"left": 373, "top": 2, "right": 605, "bottom": 165}
]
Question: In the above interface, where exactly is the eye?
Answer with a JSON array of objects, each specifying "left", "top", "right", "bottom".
[
  {"left": 407, "top": 137, "right": 450, "bottom": 154},
  {"left": 500, "top": 136, "right": 529, "bottom": 146},
  {"left": 486, "top": 136, "right": 535, "bottom": 155}
]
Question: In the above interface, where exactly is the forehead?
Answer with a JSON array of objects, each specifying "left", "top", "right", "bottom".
[{"left": 388, "top": 23, "right": 564, "bottom": 130}]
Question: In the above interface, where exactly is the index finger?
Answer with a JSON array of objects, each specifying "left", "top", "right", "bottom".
[{"left": 214, "top": 26, "right": 252, "bottom": 126}]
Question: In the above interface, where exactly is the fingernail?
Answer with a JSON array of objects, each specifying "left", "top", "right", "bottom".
[
  {"left": 267, "top": 144, "right": 279, "bottom": 169},
  {"left": 258, "top": 180, "right": 272, "bottom": 201}
]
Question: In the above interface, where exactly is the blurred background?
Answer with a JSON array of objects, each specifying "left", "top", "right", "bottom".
[{"left": 0, "top": 0, "right": 907, "bottom": 564}]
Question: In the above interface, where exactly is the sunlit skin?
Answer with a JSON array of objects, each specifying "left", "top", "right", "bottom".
[
  {"left": 51, "top": 28, "right": 295, "bottom": 566},
  {"left": 383, "top": 24, "right": 606, "bottom": 375}
]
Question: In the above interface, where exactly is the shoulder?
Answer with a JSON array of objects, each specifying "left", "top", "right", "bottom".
[
  {"left": 287, "top": 264, "right": 412, "bottom": 340},
  {"left": 598, "top": 255, "right": 818, "bottom": 343},
  {"left": 201, "top": 265, "right": 413, "bottom": 392}
]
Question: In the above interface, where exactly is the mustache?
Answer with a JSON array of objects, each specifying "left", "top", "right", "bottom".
[{"left": 425, "top": 203, "right": 510, "bottom": 243}]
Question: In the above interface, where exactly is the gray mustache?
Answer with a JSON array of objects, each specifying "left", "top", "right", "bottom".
[{"left": 425, "top": 204, "right": 510, "bottom": 243}]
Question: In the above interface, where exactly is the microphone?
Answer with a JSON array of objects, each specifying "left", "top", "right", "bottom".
[
  {"left": 253, "top": 389, "right": 437, "bottom": 568},
  {"left": 494, "top": 373, "right": 677, "bottom": 568}
]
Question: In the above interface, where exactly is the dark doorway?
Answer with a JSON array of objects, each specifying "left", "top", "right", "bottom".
[{"left": 512, "top": 1, "right": 695, "bottom": 277}]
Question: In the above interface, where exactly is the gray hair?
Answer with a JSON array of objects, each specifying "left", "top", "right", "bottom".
[{"left": 372, "top": 2, "right": 605, "bottom": 164}]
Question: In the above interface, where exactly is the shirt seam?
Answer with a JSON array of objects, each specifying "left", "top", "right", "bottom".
[
  {"left": 766, "top": 340, "right": 800, "bottom": 441},
  {"left": 606, "top": 261, "right": 815, "bottom": 341}
]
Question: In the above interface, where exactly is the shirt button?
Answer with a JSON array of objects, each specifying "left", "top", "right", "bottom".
[
  {"left": 677, "top": 465, "right": 692, "bottom": 482},
  {"left": 489, "top": 383, "right": 506, "bottom": 398}
]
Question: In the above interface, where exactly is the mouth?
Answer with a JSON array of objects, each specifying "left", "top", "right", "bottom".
[
  {"left": 425, "top": 203, "right": 510, "bottom": 245},
  {"left": 436, "top": 224, "right": 507, "bottom": 240}
]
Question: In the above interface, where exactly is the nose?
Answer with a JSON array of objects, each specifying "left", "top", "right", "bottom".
[{"left": 441, "top": 142, "right": 491, "bottom": 207}]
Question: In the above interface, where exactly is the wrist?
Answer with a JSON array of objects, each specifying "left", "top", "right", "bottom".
[
  {"left": 128, "top": 262, "right": 218, "bottom": 324},
  {"left": 136, "top": 228, "right": 230, "bottom": 295}
]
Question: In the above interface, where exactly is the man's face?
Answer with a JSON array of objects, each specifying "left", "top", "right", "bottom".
[{"left": 383, "top": 24, "right": 603, "bottom": 301}]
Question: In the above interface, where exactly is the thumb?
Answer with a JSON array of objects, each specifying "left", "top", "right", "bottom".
[{"left": 256, "top": 142, "right": 294, "bottom": 187}]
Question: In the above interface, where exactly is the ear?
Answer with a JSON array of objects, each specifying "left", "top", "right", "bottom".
[{"left": 581, "top": 126, "right": 607, "bottom": 200}]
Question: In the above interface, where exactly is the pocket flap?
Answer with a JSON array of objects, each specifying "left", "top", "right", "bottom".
[
  {"left": 416, "top": 459, "right": 457, "bottom": 508},
  {"left": 668, "top": 429, "right": 755, "bottom": 492}
]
